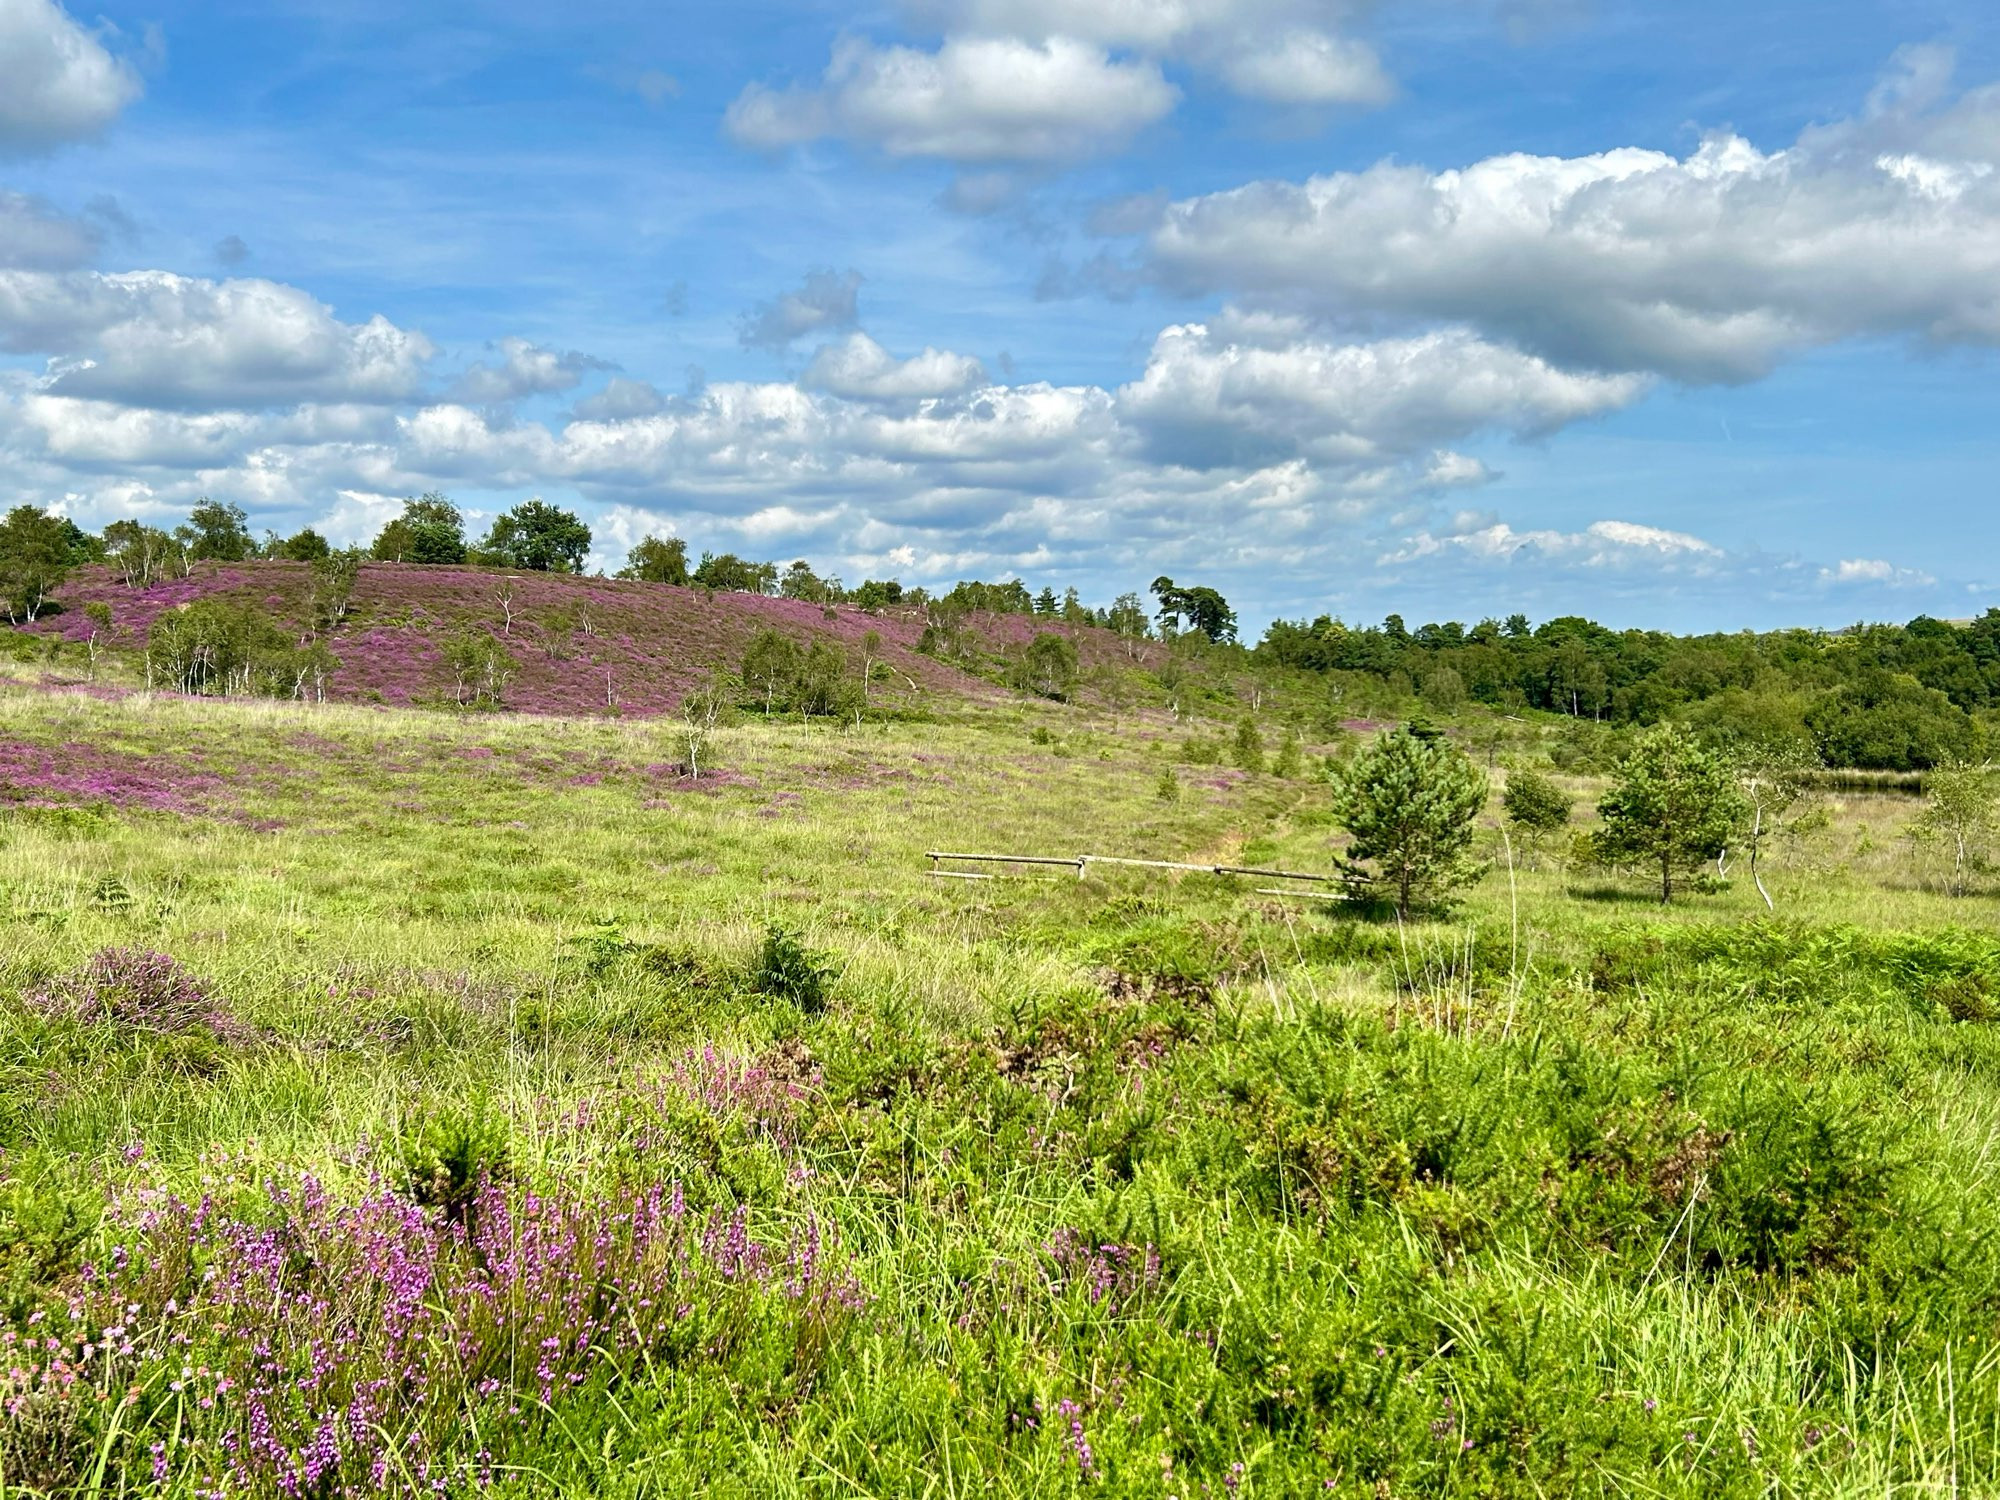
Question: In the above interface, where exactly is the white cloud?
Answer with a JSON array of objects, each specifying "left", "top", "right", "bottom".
[
  {"left": 906, "top": 0, "right": 1393, "bottom": 102},
  {"left": 454, "top": 336, "right": 611, "bottom": 403},
  {"left": 0, "top": 0, "right": 142, "bottom": 153},
  {"left": 1216, "top": 30, "right": 1393, "bottom": 106},
  {"left": 1820, "top": 557, "right": 1937, "bottom": 586},
  {"left": 738, "top": 268, "right": 863, "bottom": 350},
  {"left": 1381, "top": 518, "right": 1722, "bottom": 568},
  {"left": 16, "top": 393, "right": 261, "bottom": 467},
  {"left": 0, "top": 243, "right": 1964, "bottom": 618},
  {"left": 725, "top": 34, "right": 1177, "bottom": 165},
  {"left": 0, "top": 270, "right": 435, "bottom": 408},
  {"left": 1148, "top": 69, "right": 2000, "bottom": 381},
  {"left": 801, "top": 331, "right": 986, "bottom": 400},
  {"left": 1117, "top": 320, "right": 1647, "bottom": 468},
  {"left": 572, "top": 377, "right": 667, "bottom": 422}
]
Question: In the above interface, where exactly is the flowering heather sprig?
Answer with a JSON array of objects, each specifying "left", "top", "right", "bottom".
[
  {"left": 0, "top": 1175, "right": 867, "bottom": 1494},
  {"left": 1042, "top": 1230, "right": 1164, "bottom": 1315},
  {"left": 648, "top": 1044, "right": 822, "bottom": 1152},
  {"left": 29, "top": 947, "right": 240, "bottom": 1039},
  {"left": 1055, "top": 1398, "right": 1098, "bottom": 1480}
]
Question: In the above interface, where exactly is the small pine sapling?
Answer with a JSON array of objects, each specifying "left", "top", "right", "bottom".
[{"left": 1331, "top": 726, "right": 1488, "bottom": 918}]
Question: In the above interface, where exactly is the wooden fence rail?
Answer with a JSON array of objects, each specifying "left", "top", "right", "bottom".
[{"left": 925, "top": 850, "right": 1340, "bottom": 885}]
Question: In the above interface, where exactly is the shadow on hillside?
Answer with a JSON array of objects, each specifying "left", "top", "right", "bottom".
[{"left": 1565, "top": 883, "right": 1670, "bottom": 906}]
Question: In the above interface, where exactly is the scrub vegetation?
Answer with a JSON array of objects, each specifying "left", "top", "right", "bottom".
[
  {"left": 6, "top": 498, "right": 2000, "bottom": 1494},
  {"left": 2, "top": 666, "right": 2000, "bottom": 1498}
]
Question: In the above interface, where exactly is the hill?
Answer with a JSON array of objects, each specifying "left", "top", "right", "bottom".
[{"left": 18, "top": 561, "right": 1169, "bottom": 718}]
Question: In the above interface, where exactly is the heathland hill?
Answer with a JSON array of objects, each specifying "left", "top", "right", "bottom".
[{"left": 25, "top": 562, "right": 1158, "bottom": 718}]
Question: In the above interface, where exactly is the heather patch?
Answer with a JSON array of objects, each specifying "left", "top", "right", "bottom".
[
  {"left": 28, "top": 948, "right": 240, "bottom": 1041},
  {"left": 24, "top": 568, "right": 272, "bottom": 646},
  {"left": 0, "top": 741, "right": 229, "bottom": 816},
  {"left": 0, "top": 1174, "right": 866, "bottom": 1496},
  {"left": 28, "top": 562, "right": 1056, "bottom": 719}
]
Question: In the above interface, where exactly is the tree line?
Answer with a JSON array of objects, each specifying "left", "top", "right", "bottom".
[
  {"left": 1256, "top": 608, "right": 2000, "bottom": 770},
  {"left": 8, "top": 493, "right": 2000, "bottom": 771}
]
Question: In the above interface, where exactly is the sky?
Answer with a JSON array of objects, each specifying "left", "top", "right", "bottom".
[{"left": 2, "top": 0, "right": 1998, "bottom": 635}]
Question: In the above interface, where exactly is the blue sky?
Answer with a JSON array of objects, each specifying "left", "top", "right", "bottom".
[{"left": 2, "top": 0, "right": 1998, "bottom": 633}]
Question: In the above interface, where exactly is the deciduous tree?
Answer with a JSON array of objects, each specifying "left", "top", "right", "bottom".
[
  {"left": 0, "top": 505, "right": 72, "bottom": 623},
  {"left": 1911, "top": 761, "right": 1998, "bottom": 898},
  {"left": 372, "top": 494, "right": 468, "bottom": 565},
  {"left": 619, "top": 535, "right": 689, "bottom": 585},
  {"left": 182, "top": 499, "right": 255, "bottom": 563},
  {"left": 479, "top": 499, "right": 591, "bottom": 574}
]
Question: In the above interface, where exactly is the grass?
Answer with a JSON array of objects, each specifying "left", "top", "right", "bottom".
[{"left": 2, "top": 684, "right": 1999, "bottom": 1496}]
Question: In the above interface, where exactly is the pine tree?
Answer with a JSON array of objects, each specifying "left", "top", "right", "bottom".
[
  {"left": 1332, "top": 728, "right": 1488, "bottom": 918},
  {"left": 1595, "top": 725, "right": 1746, "bottom": 902}
]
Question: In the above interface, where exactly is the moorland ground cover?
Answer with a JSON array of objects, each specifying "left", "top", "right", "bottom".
[{"left": 3, "top": 685, "right": 1999, "bottom": 1497}]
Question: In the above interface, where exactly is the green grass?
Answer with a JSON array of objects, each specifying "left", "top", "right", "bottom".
[{"left": 3, "top": 686, "right": 1999, "bottom": 1497}]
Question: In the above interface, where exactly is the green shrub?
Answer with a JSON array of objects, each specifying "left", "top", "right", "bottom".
[
  {"left": 752, "top": 925, "right": 834, "bottom": 1013},
  {"left": 1232, "top": 717, "right": 1265, "bottom": 773},
  {"left": 562, "top": 919, "right": 636, "bottom": 976},
  {"left": 1503, "top": 768, "right": 1572, "bottom": 833},
  {"left": 1272, "top": 729, "right": 1304, "bottom": 779},
  {"left": 398, "top": 1100, "right": 511, "bottom": 1224},
  {"left": 0, "top": 1175, "right": 97, "bottom": 1320},
  {"left": 1699, "top": 1086, "right": 1908, "bottom": 1276}
]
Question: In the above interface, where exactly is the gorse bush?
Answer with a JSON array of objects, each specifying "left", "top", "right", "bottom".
[{"left": 1698, "top": 1085, "right": 1908, "bottom": 1276}]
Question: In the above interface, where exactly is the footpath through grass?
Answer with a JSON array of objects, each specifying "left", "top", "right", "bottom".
[{"left": 3, "top": 687, "right": 2000, "bottom": 1497}]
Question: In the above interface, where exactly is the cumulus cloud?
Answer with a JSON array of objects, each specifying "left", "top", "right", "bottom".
[
  {"left": 727, "top": 5, "right": 1412, "bottom": 172},
  {"left": 0, "top": 270, "right": 434, "bottom": 409},
  {"left": 572, "top": 377, "right": 667, "bottom": 422},
  {"left": 1147, "top": 63, "right": 2000, "bottom": 381},
  {"left": 0, "top": 0, "right": 143, "bottom": 153},
  {"left": 15, "top": 393, "right": 262, "bottom": 468},
  {"left": 1215, "top": 30, "right": 1393, "bottom": 106},
  {"left": 0, "top": 298, "right": 1656, "bottom": 594},
  {"left": 1380, "top": 518, "right": 1723, "bottom": 568},
  {"left": 737, "top": 268, "right": 863, "bottom": 350},
  {"left": 901, "top": 0, "right": 1395, "bottom": 105},
  {"left": 801, "top": 331, "right": 986, "bottom": 400},
  {"left": 726, "top": 35, "right": 1176, "bottom": 165},
  {"left": 453, "top": 336, "right": 612, "bottom": 404},
  {"left": 1118, "top": 320, "right": 1647, "bottom": 469}
]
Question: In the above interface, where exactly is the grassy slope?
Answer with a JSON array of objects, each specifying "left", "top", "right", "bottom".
[
  {"left": 22, "top": 563, "right": 1168, "bottom": 718},
  {"left": 3, "top": 688, "right": 2000, "bottom": 1496}
]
